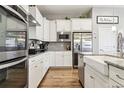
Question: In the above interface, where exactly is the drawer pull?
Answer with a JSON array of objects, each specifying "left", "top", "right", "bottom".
[
  {"left": 116, "top": 75, "right": 124, "bottom": 80},
  {"left": 90, "top": 76, "right": 94, "bottom": 79}
]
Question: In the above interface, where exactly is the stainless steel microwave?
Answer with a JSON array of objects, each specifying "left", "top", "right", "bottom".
[{"left": 57, "top": 32, "right": 71, "bottom": 42}]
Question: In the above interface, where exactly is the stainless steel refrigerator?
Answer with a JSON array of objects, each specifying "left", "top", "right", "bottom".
[{"left": 72, "top": 32, "right": 92, "bottom": 68}]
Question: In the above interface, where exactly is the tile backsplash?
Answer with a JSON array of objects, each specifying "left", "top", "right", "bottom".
[{"left": 48, "top": 42, "right": 71, "bottom": 51}]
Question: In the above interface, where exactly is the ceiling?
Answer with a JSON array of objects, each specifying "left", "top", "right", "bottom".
[{"left": 37, "top": 5, "right": 92, "bottom": 20}]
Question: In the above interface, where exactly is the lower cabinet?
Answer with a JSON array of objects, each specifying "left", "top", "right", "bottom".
[
  {"left": 28, "top": 51, "right": 72, "bottom": 88},
  {"left": 49, "top": 52, "right": 56, "bottom": 67},
  {"left": 55, "top": 51, "right": 72, "bottom": 67},
  {"left": 109, "top": 65, "right": 124, "bottom": 88},
  {"left": 85, "top": 65, "right": 109, "bottom": 88},
  {"left": 28, "top": 52, "right": 49, "bottom": 88}
]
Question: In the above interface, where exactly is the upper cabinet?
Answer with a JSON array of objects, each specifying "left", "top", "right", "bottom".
[
  {"left": 29, "top": 6, "right": 44, "bottom": 40},
  {"left": 71, "top": 18, "right": 92, "bottom": 32},
  {"left": 43, "top": 18, "right": 50, "bottom": 41},
  {"left": 29, "top": 6, "right": 42, "bottom": 25},
  {"left": 19, "top": 5, "right": 29, "bottom": 14},
  {"left": 56, "top": 20, "right": 71, "bottom": 32},
  {"left": 49, "top": 20, "right": 57, "bottom": 42}
]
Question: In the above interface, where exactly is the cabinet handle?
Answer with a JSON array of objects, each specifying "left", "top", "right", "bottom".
[
  {"left": 116, "top": 74, "right": 124, "bottom": 81},
  {"left": 90, "top": 76, "right": 94, "bottom": 79},
  {"left": 31, "top": 60, "right": 35, "bottom": 62}
]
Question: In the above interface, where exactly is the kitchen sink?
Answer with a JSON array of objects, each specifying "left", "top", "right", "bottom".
[{"left": 84, "top": 56, "right": 110, "bottom": 76}]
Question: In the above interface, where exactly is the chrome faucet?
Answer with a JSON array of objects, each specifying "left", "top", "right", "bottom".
[{"left": 117, "top": 32, "right": 124, "bottom": 58}]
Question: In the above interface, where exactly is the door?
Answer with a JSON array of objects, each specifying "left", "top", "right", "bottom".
[
  {"left": 0, "top": 57, "right": 27, "bottom": 88},
  {"left": 99, "top": 26, "right": 117, "bottom": 54}
]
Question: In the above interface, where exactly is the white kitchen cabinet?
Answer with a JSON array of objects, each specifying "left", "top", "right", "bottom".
[
  {"left": 84, "top": 65, "right": 109, "bottom": 88},
  {"left": 29, "top": 55, "right": 44, "bottom": 88},
  {"left": 49, "top": 20, "right": 57, "bottom": 41},
  {"left": 29, "top": 6, "right": 44, "bottom": 40},
  {"left": 56, "top": 20, "right": 71, "bottom": 32},
  {"left": 49, "top": 52, "right": 56, "bottom": 67},
  {"left": 55, "top": 51, "right": 72, "bottom": 67},
  {"left": 28, "top": 52, "right": 50, "bottom": 88},
  {"left": 109, "top": 65, "right": 124, "bottom": 87},
  {"left": 43, "top": 18, "right": 50, "bottom": 41},
  {"left": 85, "top": 65, "right": 95, "bottom": 88},
  {"left": 55, "top": 52, "right": 64, "bottom": 66},
  {"left": 64, "top": 52, "right": 72, "bottom": 66},
  {"left": 19, "top": 5, "right": 29, "bottom": 14},
  {"left": 109, "top": 79, "right": 123, "bottom": 88},
  {"left": 71, "top": 18, "right": 92, "bottom": 32}
]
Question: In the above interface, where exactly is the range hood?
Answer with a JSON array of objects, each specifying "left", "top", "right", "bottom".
[{"left": 28, "top": 14, "right": 40, "bottom": 26}]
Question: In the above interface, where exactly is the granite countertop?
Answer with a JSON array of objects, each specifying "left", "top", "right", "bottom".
[
  {"left": 104, "top": 58, "right": 124, "bottom": 70},
  {"left": 79, "top": 52, "right": 124, "bottom": 70}
]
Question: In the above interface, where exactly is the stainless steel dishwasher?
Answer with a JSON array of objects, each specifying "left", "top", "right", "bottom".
[{"left": 78, "top": 54, "right": 85, "bottom": 87}]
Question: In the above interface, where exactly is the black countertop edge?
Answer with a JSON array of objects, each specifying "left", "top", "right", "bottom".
[
  {"left": 104, "top": 61, "right": 124, "bottom": 70},
  {"left": 28, "top": 52, "right": 47, "bottom": 58}
]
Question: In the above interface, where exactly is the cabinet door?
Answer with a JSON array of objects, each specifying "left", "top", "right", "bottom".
[
  {"left": 20, "top": 5, "right": 29, "bottom": 14},
  {"left": 109, "top": 79, "right": 123, "bottom": 88},
  {"left": 85, "top": 65, "right": 94, "bottom": 88},
  {"left": 49, "top": 21, "right": 57, "bottom": 41},
  {"left": 80, "top": 19, "right": 92, "bottom": 31},
  {"left": 55, "top": 52, "right": 64, "bottom": 66},
  {"left": 64, "top": 52, "right": 72, "bottom": 66},
  {"left": 56, "top": 20, "right": 71, "bottom": 32},
  {"left": 71, "top": 19, "right": 92, "bottom": 31},
  {"left": 72, "top": 19, "right": 82, "bottom": 31},
  {"left": 43, "top": 18, "right": 50, "bottom": 41},
  {"left": 49, "top": 52, "right": 56, "bottom": 67},
  {"left": 29, "top": 58, "right": 40, "bottom": 88},
  {"left": 94, "top": 76, "right": 108, "bottom": 88}
]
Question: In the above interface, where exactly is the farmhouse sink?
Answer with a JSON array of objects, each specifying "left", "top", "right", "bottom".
[
  {"left": 84, "top": 56, "right": 110, "bottom": 76},
  {"left": 84, "top": 55, "right": 124, "bottom": 76}
]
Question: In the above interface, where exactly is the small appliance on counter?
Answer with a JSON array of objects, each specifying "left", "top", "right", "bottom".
[{"left": 28, "top": 39, "right": 49, "bottom": 54}]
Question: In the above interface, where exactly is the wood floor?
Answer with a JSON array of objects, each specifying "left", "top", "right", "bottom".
[{"left": 39, "top": 67, "right": 82, "bottom": 88}]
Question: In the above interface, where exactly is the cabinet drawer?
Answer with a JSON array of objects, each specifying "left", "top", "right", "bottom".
[
  {"left": 109, "top": 66, "right": 124, "bottom": 86},
  {"left": 110, "top": 79, "right": 123, "bottom": 88}
]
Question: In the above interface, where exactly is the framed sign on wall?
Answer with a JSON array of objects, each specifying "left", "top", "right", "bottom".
[{"left": 97, "top": 16, "right": 119, "bottom": 24}]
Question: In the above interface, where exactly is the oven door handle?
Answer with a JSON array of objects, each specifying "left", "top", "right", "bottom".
[{"left": 0, "top": 57, "right": 28, "bottom": 69}]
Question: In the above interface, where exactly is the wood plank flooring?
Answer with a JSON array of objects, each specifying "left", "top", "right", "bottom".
[{"left": 39, "top": 67, "right": 82, "bottom": 88}]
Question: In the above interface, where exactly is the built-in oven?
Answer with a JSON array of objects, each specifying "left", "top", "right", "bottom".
[
  {"left": 57, "top": 32, "right": 71, "bottom": 42},
  {"left": 0, "top": 56, "right": 28, "bottom": 88},
  {"left": 0, "top": 5, "right": 28, "bottom": 62},
  {"left": 0, "top": 5, "right": 28, "bottom": 88}
]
